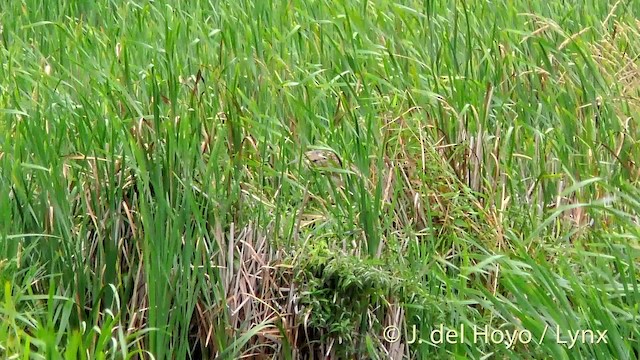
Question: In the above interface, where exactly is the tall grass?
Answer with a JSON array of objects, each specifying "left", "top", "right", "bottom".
[{"left": 1, "top": 0, "right": 638, "bottom": 358}]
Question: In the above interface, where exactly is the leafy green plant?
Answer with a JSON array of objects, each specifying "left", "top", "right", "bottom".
[{"left": 1, "top": 0, "right": 639, "bottom": 358}]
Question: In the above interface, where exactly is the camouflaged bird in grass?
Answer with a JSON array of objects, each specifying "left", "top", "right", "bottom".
[
  {"left": 304, "top": 149, "right": 343, "bottom": 168},
  {"left": 304, "top": 148, "right": 347, "bottom": 187},
  {"left": 303, "top": 148, "right": 387, "bottom": 194}
]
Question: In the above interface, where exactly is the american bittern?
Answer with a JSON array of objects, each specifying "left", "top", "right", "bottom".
[{"left": 304, "top": 149, "right": 346, "bottom": 187}]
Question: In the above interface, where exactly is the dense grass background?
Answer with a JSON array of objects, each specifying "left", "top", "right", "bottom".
[{"left": 1, "top": 0, "right": 639, "bottom": 358}]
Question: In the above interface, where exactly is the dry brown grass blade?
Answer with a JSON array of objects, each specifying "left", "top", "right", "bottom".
[
  {"left": 201, "top": 223, "right": 299, "bottom": 358},
  {"left": 382, "top": 303, "right": 406, "bottom": 360}
]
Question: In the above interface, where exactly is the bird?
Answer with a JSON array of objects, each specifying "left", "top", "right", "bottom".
[
  {"left": 304, "top": 149, "right": 343, "bottom": 168},
  {"left": 303, "top": 148, "right": 346, "bottom": 188}
]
